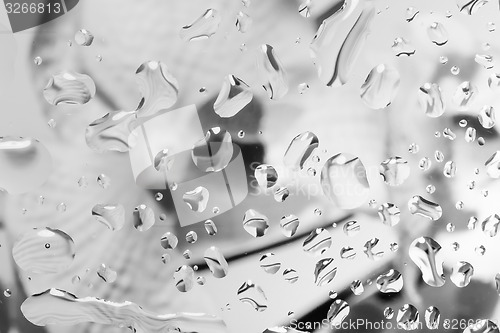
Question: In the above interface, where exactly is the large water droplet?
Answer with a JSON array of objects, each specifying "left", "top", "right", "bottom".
[
  {"left": 418, "top": 83, "right": 445, "bottom": 118},
  {"left": 182, "top": 186, "right": 209, "bottom": 212},
  {"left": 378, "top": 203, "right": 401, "bottom": 226},
  {"left": 259, "top": 44, "right": 288, "bottom": 100},
  {"left": 160, "top": 232, "right": 178, "bottom": 250},
  {"left": 192, "top": 127, "right": 233, "bottom": 172},
  {"left": 320, "top": 153, "right": 370, "bottom": 209},
  {"left": 327, "top": 299, "right": 350, "bottom": 326},
  {"left": 283, "top": 268, "right": 299, "bottom": 284},
  {"left": 481, "top": 214, "right": 500, "bottom": 237},
  {"left": 179, "top": 9, "right": 221, "bottom": 41},
  {"left": 314, "top": 258, "right": 337, "bottom": 286},
  {"left": 409, "top": 236, "right": 445, "bottom": 287},
  {"left": 13, "top": 227, "right": 75, "bottom": 274},
  {"left": 242, "top": 209, "right": 269, "bottom": 237},
  {"left": 376, "top": 269, "right": 403, "bottom": 293},
  {"left": 237, "top": 280, "right": 267, "bottom": 311},
  {"left": 478, "top": 105, "right": 496, "bottom": 129},
  {"left": 475, "top": 54, "right": 494, "bottom": 69},
  {"left": 204, "top": 246, "right": 229, "bottom": 278},
  {"left": 310, "top": 0, "right": 375, "bottom": 87},
  {"left": 450, "top": 261, "right": 474, "bottom": 287},
  {"left": 283, "top": 131, "right": 319, "bottom": 171},
  {"left": 379, "top": 156, "right": 410, "bottom": 186},
  {"left": 173, "top": 265, "right": 195, "bottom": 292},
  {"left": 452, "top": 81, "right": 478, "bottom": 111},
  {"left": 280, "top": 214, "right": 299, "bottom": 237},
  {"left": 425, "top": 306, "right": 440, "bottom": 329},
  {"left": 443, "top": 161, "right": 457, "bottom": 178},
  {"left": 213, "top": 75, "right": 253, "bottom": 118},
  {"left": 408, "top": 196, "right": 442, "bottom": 221},
  {"left": 427, "top": 22, "right": 448, "bottom": 46},
  {"left": 92, "top": 204, "right": 125, "bottom": 231},
  {"left": 360, "top": 64, "right": 400, "bottom": 109},
  {"left": 255, "top": 165, "right": 278, "bottom": 188},
  {"left": 85, "top": 111, "right": 137, "bottom": 152},
  {"left": 43, "top": 71, "right": 96, "bottom": 106},
  {"left": 363, "top": 238, "right": 384, "bottom": 260},
  {"left": 74, "top": 29, "right": 94, "bottom": 46},
  {"left": 303, "top": 228, "right": 332, "bottom": 255},
  {"left": 259, "top": 253, "right": 281, "bottom": 274},
  {"left": 397, "top": 304, "right": 420, "bottom": 330},
  {"left": 132, "top": 204, "right": 155, "bottom": 231}
]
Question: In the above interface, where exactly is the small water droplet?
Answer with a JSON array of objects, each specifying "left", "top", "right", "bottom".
[
  {"left": 384, "top": 307, "right": 394, "bottom": 319},
  {"left": 451, "top": 66, "right": 461, "bottom": 75},
  {"left": 475, "top": 245, "right": 486, "bottom": 255},
  {"left": 34, "top": 56, "right": 42, "bottom": 65},
  {"left": 96, "top": 264, "right": 117, "bottom": 283},
  {"left": 97, "top": 174, "right": 111, "bottom": 189},
  {"left": 280, "top": 215, "right": 299, "bottom": 237},
  {"left": 340, "top": 246, "right": 357, "bottom": 260},
  {"left": 478, "top": 105, "right": 496, "bottom": 129},
  {"left": 314, "top": 258, "right": 337, "bottom": 286},
  {"left": 452, "top": 81, "right": 478, "bottom": 111},
  {"left": 465, "top": 127, "right": 477, "bottom": 142},
  {"left": 274, "top": 187, "right": 290, "bottom": 202},
  {"left": 363, "top": 238, "right": 384, "bottom": 260},
  {"left": 435, "top": 150, "right": 444, "bottom": 162},
  {"left": 350, "top": 280, "right": 364, "bottom": 295},
  {"left": 204, "top": 219, "right": 217, "bottom": 236},
  {"left": 450, "top": 261, "right": 474, "bottom": 287},
  {"left": 379, "top": 156, "right": 410, "bottom": 186},
  {"left": 376, "top": 269, "right": 403, "bottom": 293},
  {"left": 92, "top": 203, "right": 125, "bottom": 231},
  {"left": 192, "top": 127, "right": 233, "bottom": 173},
  {"left": 419, "top": 157, "right": 432, "bottom": 171},
  {"left": 378, "top": 203, "right": 401, "bottom": 226},
  {"left": 185, "top": 231, "right": 198, "bottom": 244},
  {"left": 182, "top": 186, "right": 209, "bottom": 212},
  {"left": 255, "top": 165, "right": 278, "bottom": 188},
  {"left": 443, "top": 161, "right": 457, "bottom": 178},
  {"left": 475, "top": 54, "right": 494, "bottom": 69}
]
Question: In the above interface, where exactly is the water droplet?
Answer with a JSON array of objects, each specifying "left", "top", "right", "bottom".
[
  {"left": 453, "top": 81, "right": 478, "bottom": 111},
  {"left": 457, "top": 0, "right": 490, "bottom": 14},
  {"left": 180, "top": 9, "right": 221, "bottom": 41},
  {"left": 297, "top": 82, "right": 310, "bottom": 94},
  {"left": 192, "top": 127, "right": 233, "bottom": 172},
  {"left": 459, "top": 119, "right": 468, "bottom": 127},
  {"left": 182, "top": 186, "right": 209, "bottom": 213},
  {"left": 204, "top": 246, "right": 229, "bottom": 278},
  {"left": 85, "top": 110, "right": 137, "bottom": 152},
  {"left": 259, "top": 253, "right": 281, "bottom": 274},
  {"left": 33, "top": 56, "right": 42, "bottom": 65},
  {"left": 132, "top": 204, "right": 155, "bottom": 231},
  {"left": 450, "top": 261, "right": 474, "bottom": 287},
  {"left": 153, "top": 149, "right": 173, "bottom": 172},
  {"left": 343, "top": 220, "right": 360, "bottom": 236},
  {"left": 95, "top": 174, "right": 110, "bottom": 189},
  {"left": 303, "top": 228, "right": 332, "bottom": 255},
  {"left": 327, "top": 299, "right": 350, "bottom": 326},
  {"left": 443, "top": 128, "right": 456, "bottom": 141},
  {"left": 379, "top": 156, "right": 410, "bottom": 186},
  {"left": 283, "top": 131, "right": 319, "bottom": 171},
  {"left": 476, "top": 245, "right": 486, "bottom": 255},
  {"left": 478, "top": 105, "right": 496, "bottom": 129},
  {"left": 488, "top": 73, "right": 500, "bottom": 90},
  {"left": 71, "top": 275, "right": 80, "bottom": 284},
  {"left": 475, "top": 54, "right": 494, "bottom": 69},
  {"left": 213, "top": 75, "right": 253, "bottom": 118},
  {"left": 321, "top": 153, "right": 370, "bottom": 209},
  {"left": 43, "top": 71, "right": 96, "bottom": 105},
  {"left": 96, "top": 264, "right": 117, "bottom": 283},
  {"left": 408, "top": 195, "right": 442, "bottom": 221},
  {"left": 439, "top": 56, "right": 449, "bottom": 64},
  {"left": 283, "top": 268, "right": 299, "bottom": 284},
  {"left": 392, "top": 37, "right": 416, "bottom": 56},
  {"left": 235, "top": 11, "right": 252, "bottom": 33},
  {"left": 259, "top": 44, "right": 288, "bottom": 100},
  {"left": 390, "top": 243, "right": 399, "bottom": 251},
  {"left": 419, "top": 157, "right": 432, "bottom": 171},
  {"left": 468, "top": 180, "right": 476, "bottom": 190},
  {"left": 242, "top": 209, "right": 269, "bottom": 237},
  {"left": 484, "top": 151, "right": 500, "bottom": 179},
  {"left": 495, "top": 273, "right": 500, "bottom": 295},
  {"left": 406, "top": 7, "right": 420, "bottom": 22},
  {"left": 274, "top": 187, "right": 290, "bottom": 202},
  {"left": 298, "top": 0, "right": 312, "bottom": 17},
  {"left": 74, "top": 29, "right": 94, "bottom": 46},
  {"left": 185, "top": 231, "right": 198, "bottom": 244},
  {"left": 340, "top": 246, "right": 357, "bottom": 260},
  {"left": 56, "top": 202, "right": 66, "bottom": 213},
  {"left": 47, "top": 118, "right": 56, "bottom": 128},
  {"left": 427, "top": 22, "right": 448, "bottom": 46},
  {"left": 468, "top": 216, "right": 478, "bottom": 230},
  {"left": 92, "top": 204, "right": 125, "bottom": 231},
  {"left": 478, "top": 136, "right": 486, "bottom": 146},
  {"left": 204, "top": 219, "right": 217, "bottom": 236},
  {"left": 465, "top": 127, "right": 477, "bottom": 142},
  {"left": 13, "top": 227, "right": 75, "bottom": 274},
  {"left": 329, "top": 290, "right": 338, "bottom": 299},
  {"left": 173, "top": 265, "right": 195, "bottom": 292},
  {"left": 384, "top": 307, "right": 394, "bottom": 319},
  {"left": 350, "top": 280, "right": 364, "bottom": 295},
  {"left": 409, "top": 236, "right": 445, "bottom": 287},
  {"left": 161, "top": 253, "right": 171, "bottom": 265},
  {"left": 3, "top": 289, "right": 11, "bottom": 297},
  {"left": 376, "top": 269, "right": 403, "bottom": 293},
  {"left": 360, "top": 64, "right": 400, "bottom": 109},
  {"left": 363, "top": 238, "right": 384, "bottom": 260},
  {"left": 280, "top": 215, "right": 299, "bottom": 237},
  {"left": 255, "top": 165, "right": 278, "bottom": 188},
  {"left": 160, "top": 232, "right": 178, "bottom": 250},
  {"left": 237, "top": 280, "right": 267, "bottom": 312},
  {"left": 397, "top": 304, "right": 420, "bottom": 330},
  {"left": 451, "top": 66, "right": 461, "bottom": 75},
  {"left": 378, "top": 203, "right": 401, "bottom": 226},
  {"left": 435, "top": 150, "right": 444, "bottom": 162},
  {"left": 314, "top": 258, "right": 337, "bottom": 286},
  {"left": 481, "top": 214, "right": 500, "bottom": 237},
  {"left": 310, "top": 0, "right": 375, "bottom": 87},
  {"left": 443, "top": 161, "right": 457, "bottom": 178}
]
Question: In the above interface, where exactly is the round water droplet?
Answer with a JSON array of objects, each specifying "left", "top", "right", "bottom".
[
  {"left": 74, "top": 29, "right": 94, "bottom": 46},
  {"left": 180, "top": 8, "right": 221, "bottom": 41},
  {"left": 43, "top": 71, "right": 96, "bottom": 106},
  {"left": 96, "top": 174, "right": 111, "bottom": 189},
  {"left": 242, "top": 209, "right": 269, "bottom": 237},
  {"left": 392, "top": 37, "right": 416, "bottom": 57},
  {"left": 384, "top": 307, "right": 394, "bottom": 319},
  {"left": 192, "top": 127, "right": 233, "bottom": 173},
  {"left": 280, "top": 214, "right": 299, "bottom": 237},
  {"left": 419, "top": 157, "right": 432, "bottom": 171},
  {"left": 435, "top": 150, "right": 444, "bottom": 162},
  {"left": 343, "top": 220, "right": 360, "bottom": 236},
  {"left": 376, "top": 269, "right": 403, "bottom": 293},
  {"left": 350, "top": 280, "right": 364, "bottom": 295},
  {"left": 451, "top": 66, "right": 460, "bottom": 75},
  {"left": 478, "top": 105, "right": 496, "bottom": 129},
  {"left": 254, "top": 165, "right": 278, "bottom": 188},
  {"left": 481, "top": 214, "right": 500, "bottom": 237},
  {"left": 397, "top": 304, "right": 420, "bottom": 330},
  {"left": 34, "top": 56, "right": 42, "bottom": 65},
  {"left": 283, "top": 268, "right": 299, "bottom": 284},
  {"left": 314, "top": 258, "right": 337, "bottom": 286},
  {"left": 259, "top": 253, "right": 281, "bottom": 274},
  {"left": 450, "top": 261, "right": 474, "bottom": 287},
  {"left": 185, "top": 231, "right": 198, "bottom": 244},
  {"left": 379, "top": 156, "right": 410, "bottom": 186},
  {"left": 340, "top": 246, "right": 356, "bottom": 260},
  {"left": 303, "top": 228, "right": 332, "bottom": 255},
  {"left": 235, "top": 11, "right": 253, "bottom": 33}
]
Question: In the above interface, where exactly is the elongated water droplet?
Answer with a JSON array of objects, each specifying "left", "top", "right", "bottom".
[
  {"left": 485, "top": 151, "right": 500, "bottom": 178},
  {"left": 379, "top": 156, "right": 410, "bottom": 186},
  {"left": 214, "top": 75, "right": 253, "bottom": 118},
  {"left": 452, "top": 81, "right": 478, "bottom": 111},
  {"left": 92, "top": 204, "right": 125, "bottom": 231},
  {"left": 283, "top": 131, "right": 319, "bottom": 171},
  {"left": 310, "top": 0, "right": 375, "bottom": 87},
  {"left": 457, "top": 0, "right": 490, "bottom": 14},
  {"left": 153, "top": 149, "right": 174, "bottom": 172},
  {"left": 204, "top": 246, "right": 229, "bottom": 278},
  {"left": 85, "top": 111, "right": 137, "bottom": 152},
  {"left": 418, "top": 83, "right": 445, "bottom": 117},
  {"left": 478, "top": 105, "right": 496, "bottom": 129},
  {"left": 409, "top": 236, "right": 445, "bottom": 287},
  {"left": 255, "top": 165, "right": 278, "bottom": 188},
  {"left": 182, "top": 186, "right": 209, "bottom": 212},
  {"left": 280, "top": 214, "right": 299, "bottom": 237},
  {"left": 133, "top": 204, "right": 155, "bottom": 231},
  {"left": 303, "top": 228, "right": 332, "bottom": 255},
  {"left": 360, "top": 64, "right": 400, "bottom": 109},
  {"left": 397, "top": 304, "right": 420, "bottom": 330},
  {"left": 298, "top": 0, "right": 312, "bottom": 17},
  {"left": 363, "top": 238, "right": 384, "bottom": 260},
  {"left": 392, "top": 37, "right": 415, "bottom": 57},
  {"left": 135, "top": 61, "right": 179, "bottom": 117},
  {"left": 450, "top": 261, "right": 474, "bottom": 287},
  {"left": 427, "top": 22, "right": 448, "bottom": 46},
  {"left": 481, "top": 214, "right": 500, "bottom": 237},
  {"left": 488, "top": 73, "right": 500, "bottom": 90},
  {"left": 495, "top": 273, "right": 500, "bottom": 295},
  {"left": 443, "top": 161, "right": 457, "bottom": 178},
  {"left": 242, "top": 209, "right": 269, "bottom": 237},
  {"left": 259, "top": 253, "right": 281, "bottom": 274},
  {"left": 320, "top": 153, "right": 370, "bottom": 209},
  {"left": 376, "top": 269, "right": 403, "bottom": 293},
  {"left": 384, "top": 307, "right": 394, "bottom": 319},
  {"left": 74, "top": 29, "right": 94, "bottom": 46},
  {"left": 314, "top": 258, "right": 337, "bottom": 286},
  {"left": 327, "top": 299, "right": 350, "bottom": 326},
  {"left": 180, "top": 9, "right": 221, "bottom": 41},
  {"left": 283, "top": 268, "right": 299, "bottom": 284},
  {"left": 237, "top": 280, "right": 267, "bottom": 312},
  {"left": 408, "top": 196, "right": 442, "bottom": 221},
  {"left": 343, "top": 220, "right": 360, "bottom": 236},
  {"left": 443, "top": 128, "right": 456, "bottom": 140},
  {"left": 43, "top": 71, "right": 96, "bottom": 105},
  {"left": 96, "top": 264, "right": 117, "bottom": 283},
  {"left": 350, "top": 280, "right": 364, "bottom": 295},
  {"left": 173, "top": 265, "right": 195, "bottom": 292},
  {"left": 13, "top": 227, "right": 75, "bottom": 274},
  {"left": 235, "top": 11, "right": 252, "bottom": 33},
  {"left": 204, "top": 219, "right": 217, "bottom": 236},
  {"left": 424, "top": 306, "right": 440, "bottom": 329},
  {"left": 419, "top": 157, "right": 432, "bottom": 171},
  {"left": 378, "top": 203, "right": 401, "bottom": 226},
  {"left": 259, "top": 44, "right": 288, "bottom": 100},
  {"left": 465, "top": 127, "right": 476, "bottom": 142},
  {"left": 192, "top": 127, "right": 233, "bottom": 172}
]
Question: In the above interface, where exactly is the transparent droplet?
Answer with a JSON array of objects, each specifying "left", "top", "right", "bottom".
[
  {"left": 85, "top": 111, "right": 137, "bottom": 153},
  {"left": 485, "top": 151, "right": 500, "bottom": 179},
  {"left": 34, "top": 56, "right": 42, "bottom": 65},
  {"left": 343, "top": 220, "right": 360, "bottom": 236},
  {"left": 451, "top": 66, "right": 460, "bottom": 75},
  {"left": 161, "top": 253, "right": 171, "bottom": 265},
  {"left": 435, "top": 150, "right": 444, "bottom": 162},
  {"left": 283, "top": 268, "right": 299, "bottom": 284},
  {"left": 182, "top": 186, "right": 209, "bottom": 213},
  {"left": 77, "top": 176, "right": 88, "bottom": 188},
  {"left": 457, "top": 0, "right": 490, "bottom": 15},
  {"left": 173, "top": 265, "right": 195, "bottom": 292},
  {"left": 204, "top": 246, "right": 229, "bottom": 278},
  {"left": 185, "top": 231, "right": 198, "bottom": 244},
  {"left": 329, "top": 290, "right": 338, "bottom": 299},
  {"left": 443, "top": 161, "right": 457, "bottom": 178},
  {"left": 409, "top": 236, "right": 445, "bottom": 287},
  {"left": 43, "top": 71, "right": 96, "bottom": 106},
  {"left": 487, "top": 22, "right": 496, "bottom": 32},
  {"left": 259, "top": 253, "right": 281, "bottom": 274},
  {"left": 488, "top": 73, "right": 500, "bottom": 90},
  {"left": 465, "top": 127, "right": 477, "bottom": 142},
  {"left": 160, "top": 232, "right": 178, "bottom": 250},
  {"left": 481, "top": 214, "right": 500, "bottom": 237},
  {"left": 204, "top": 219, "right": 217, "bottom": 236},
  {"left": 283, "top": 131, "right": 319, "bottom": 171},
  {"left": 310, "top": 0, "right": 375, "bottom": 87},
  {"left": 350, "top": 280, "right": 364, "bottom": 295},
  {"left": 478, "top": 137, "right": 486, "bottom": 146},
  {"left": 418, "top": 84, "right": 445, "bottom": 117},
  {"left": 192, "top": 127, "right": 233, "bottom": 173},
  {"left": 392, "top": 37, "right": 416, "bottom": 57},
  {"left": 478, "top": 105, "right": 496, "bottom": 129},
  {"left": 74, "top": 29, "right": 94, "bottom": 46},
  {"left": 397, "top": 304, "right": 420, "bottom": 330},
  {"left": 303, "top": 228, "right": 332, "bottom": 255},
  {"left": 180, "top": 9, "right": 221, "bottom": 41},
  {"left": 92, "top": 204, "right": 125, "bottom": 231},
  {"left": 235, "top": 11, "right": 252, "bottom": 33},
  {"left": 280, "top": 215, "right": 299, "bottom": 237},
  {"left": 298, "top": 0, "right": 312, "bottom": 17},
  {"left": 475, "top": 245, "right": 486, "bottom": 256},
  {"left": 427, "top": 22, "right": 448, "bottom": 46},
  {"left": 314, "top": 258, "right": 337, "bottom": 286},
  {"left": 153, "top": 149, "right": 174, "bottom": 172},
  {"left": 495, "top": 273, "right": 500, "bottom": 295},
  {"left": 384, "top": 307, "right": 394, "bottom": 319},
  {"left": 320, "top": 153, "right": 370, "bottom": 209},
  {"left": 13, "top": 227, "right": 75, "bottom": 274},
  {"left": 439, "top": 56, "right": 449, "bottom": 64},
  {"left": 450, "top": 261, "right": 474, "bottom": 287},
  {"left": 378, "top": 203, "right": 401, "bottom": 226},
  {"left": 406, "top": 7, "right": 420, "bottom": 22},
  {"left": 379, "top": 156, "right": 410, "bottom": 186},
  {"left": 327, "top": 299, "right": 350, "bottom": 326},
  {"left": 3, "top": 289, "right": 11, "bottom": 297},
  {"left": 96, "top": 264, "right": 117, "bottom": 283},
  {"left": 443, "top": 128, "right": 456, "bottom": 140},
  {"left": 419, "top": 157, "right": 432, "bottom": 171},
  {"left": 376, "top": 269, "right": 403, "bottom": 293},
  {"left": 274, "top": 187, "right": 290, "bottom": 202},
  {"left": 214, "top": 75, "right": 253, "bottom": 119},
  {"left": 390, "top": 242, "right": 399, "bottom": 252},
  {"left": 297, "top": 82, "right": 310, "bottom": 94},
  {"left": 360, "top": 64, "right": 400, "bottom": 109},
  {"left": 475, "top": 54, "right": 494, "bottom": 69},
  {"left": 340, "top": 246, "right": 356, "bottom": 260},
  {"left": 259, "top": 44, "right": 288, "bottom": 100},
  {"left": 237, "top": 280, "right": 267, "bottom": 312},
  {"left": 459, "top": 119, "right": 468, "bottom": 127},
  {"left": 56, "top": 202, "right": 66, "bottom": 213},
  {"left": 363, "top": 238, "right": 384, "bottom": 260},
  {"left": 132, "top": 204, "right": 155, "bottom": 231},
  {"left": 408, "top": 196, "right": 442, "bottom": 221},
  {"left": 255, "top": 165, "right": 278, "bottom": 188},
  {"left": 96, "top": 174, "right": 111, "bottom": 189},
  {"left": 452, "top": 81, "right": 478, "bottom": 111},
  {"left": 464, "top": 320, "right": 499, "bottom": 333},
  {"left": 242, "top": 209, "right": 269, "bottom": 237}
]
